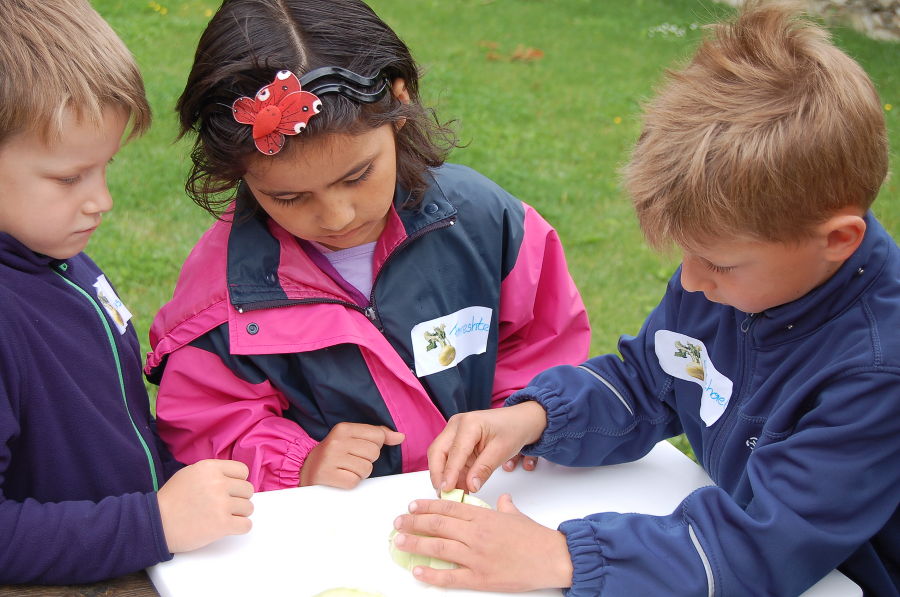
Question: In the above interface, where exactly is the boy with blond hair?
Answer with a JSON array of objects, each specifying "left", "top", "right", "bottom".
[
  {"left": 0, "top": 0, "right": 253, "bottom": 584},
  {"left": 391, "top": 2, "right": 899, "bottom": 595}
]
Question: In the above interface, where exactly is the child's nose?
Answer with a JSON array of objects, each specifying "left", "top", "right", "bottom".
[
  {"left": 317, "top": 195, "right": 355, "bottom": 231},
  {"left": 680, "top": 257, "right": 713, "bottom": 293},
  {"left": 84, "top": 181, "right": 114, "bottom": 215}
]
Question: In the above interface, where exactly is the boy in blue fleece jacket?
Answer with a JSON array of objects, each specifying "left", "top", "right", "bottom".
[
  {"left": 0, "top": 0, "right": 254, "bottom": 584},
  {"left": 391, "top": 2, "right": 899, "bottom": 596}
]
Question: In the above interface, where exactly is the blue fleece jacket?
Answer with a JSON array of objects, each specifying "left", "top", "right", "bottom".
[
  {"left": 509, "top": 213, "right": 899, "bottom": 596},
  {"left": 0, "top": 232, "right": 180, "bottom": 584}
]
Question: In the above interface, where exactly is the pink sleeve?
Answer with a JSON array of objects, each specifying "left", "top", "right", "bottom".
[
  {"left": 492, "top": 205, "right": 591, "bottom": 407},
  {"left": 155, "top": 345, "right": 318, "bottom": 491}
]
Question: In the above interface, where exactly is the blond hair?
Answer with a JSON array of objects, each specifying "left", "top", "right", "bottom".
[
  {"left": 624, "top": 0, "right": 888, "bottom": 250},
  {"left": 0, "top": 0, "right": 150, "bottom": 144}
]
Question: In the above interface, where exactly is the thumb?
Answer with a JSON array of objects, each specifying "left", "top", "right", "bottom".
[
  {"left": 496, "top": 493, "right": 521, "bottom": 515},
  {"left": 381, "top": 427, "right": 406, "bottom": 446}
]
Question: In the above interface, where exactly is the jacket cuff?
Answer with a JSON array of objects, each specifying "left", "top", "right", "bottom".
[
  {"left": 277, "top": 434, "right": 320, "bottom": 488},
  {"left": 559, "top": 519, "right": 606, "bottom": 596},
  {"left": 505, "top": 386, "right": 571, "bottom": 457},
  {"left": 146, "top": 492, "right": 176, "bottom": 561}
]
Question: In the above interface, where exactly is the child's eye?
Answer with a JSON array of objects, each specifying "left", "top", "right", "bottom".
[
  {"left": 704, "top": 261, "right": 735, "bottom": 274},
  {"left": 57, "top": 175, "right": 81, "bottom": 185},
  {"left": 345, "top": 163, "right": 374, "bottom": 186},
  {"left": 270, "top": 195, "right": 302, "bottom": 207}
]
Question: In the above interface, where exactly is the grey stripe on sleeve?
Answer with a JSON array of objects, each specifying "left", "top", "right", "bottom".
[
  {"left": 689, "top": 524, "right": 715, "bottom": 597},
  {"left": 577, "top": 365, "right": 634, "bottom": 415}
]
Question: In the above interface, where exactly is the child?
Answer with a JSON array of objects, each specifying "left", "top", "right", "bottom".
[
  {"left": 392, "top": 2, "right": 899, "bottom": 596},
  {"left": 144, "top": 0, "right": 590, "bottom": 492},
  {"left": 0, "top": 0, "right": 254, "bottom": 584}
]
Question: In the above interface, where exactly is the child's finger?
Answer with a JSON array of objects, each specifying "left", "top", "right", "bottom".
[
  {"left": 346, "top": 437, "right": 383, "bottom": 462},
  {"left": 225, "top": 515, "right": 253, "bottom": 536},
  {"left": 440, "top": 425, "right": 486, "bottom": 492},
  {"left": 394, "top": 508, "right": 473, "bottom": 543},
  {"left": 228, "top": 478, "right": 254, "bottom": 499},
  {"left": 380, "top": 427, "right": 405, "bottom": 446},
  {"left": 218, "top": 459, "right": 251, "bottom": 480},
  {"left": 324, "top": 466, "right": 368, "bottom": 490},
  {"left": 494, "top": 493, "right": 521, "bottom": 515},
  {"left": 427, "top": 421, "right": 457, "bottom": 490},
  {"left": 344, "top": 422, "right": 402, "bottom": 449},
  {"left": 229, "top": 495, "right": 254, "bottom": 517},
  {"left": 428, "top": 449, "right": 448, "bottom": 493},
  {"left": 464, "top": 441, "right": 516, "bottom": 493},
  {"left": 392, "top": 527, "right": 468, "bottom": 568},
  {"left": 502, "top": 455, "right": 519, "bottom": 471},
  {"left": 196, "top": 458, "right": 250, "bottom": 480},
  {"left": 336, "top": 453, "right": 375, "bottom": 481},
  {"left": 411, "top": 565, "right": 478, "bottom": 590}
]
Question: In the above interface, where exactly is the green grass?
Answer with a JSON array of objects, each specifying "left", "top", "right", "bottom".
[{"left": 91, "top": 1, "right": 899, "bottom": 460}]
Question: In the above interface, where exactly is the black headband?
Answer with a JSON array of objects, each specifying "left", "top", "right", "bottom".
[{"left": 299, "top": 66, "right": 391, "bottom": 104}]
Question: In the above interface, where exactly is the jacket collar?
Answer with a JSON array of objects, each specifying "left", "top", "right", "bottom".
[
  {"left": 226, "top": 175, "right": 457, "bottom": 311},
  {"left": 0, "top": 232, "right": 62, "bottom": 273},
  {"left": 746, "top": 212, "right": 893, "bottom": 345}
]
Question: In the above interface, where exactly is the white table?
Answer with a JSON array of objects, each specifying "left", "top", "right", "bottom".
[{"left": 148, "top": 441, "right": 860, "bottom": 596}]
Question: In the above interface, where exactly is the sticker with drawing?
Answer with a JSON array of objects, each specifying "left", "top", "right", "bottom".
[
  {"left": 93, "top": 274, "right": 132, "bottom": 335},
  {"left": 410, "top": 306, "right": 492, "bottom": 377},
  {"left": 654, "top": 330, "right": 733, "bottom": 426}
]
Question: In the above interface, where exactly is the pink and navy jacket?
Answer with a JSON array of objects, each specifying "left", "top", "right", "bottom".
[{"left": 146, "top": 163, "right": 590, "bottom": 491}]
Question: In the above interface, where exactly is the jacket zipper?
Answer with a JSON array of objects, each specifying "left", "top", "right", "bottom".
[
  {"left": 53, "top": 267, "right": 159, "bottom": 491},
  {"left": 365, "top": 217, "right": 457, "bottom": 330},
  {"left": 704, "top": 312, "right": 756, "bottom": 478}
]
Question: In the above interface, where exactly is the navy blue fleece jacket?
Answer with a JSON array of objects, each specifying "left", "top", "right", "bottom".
[{"left": 0, "top": 232, "right": 180, "bottom": 584}]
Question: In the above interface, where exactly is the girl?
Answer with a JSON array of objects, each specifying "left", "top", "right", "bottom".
[{"left": 146, "top": 0, "right": 590, "bottom": 491}]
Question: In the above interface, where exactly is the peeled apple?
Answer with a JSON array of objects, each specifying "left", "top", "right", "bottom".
[{"left": 388, "top": 489, "right": 491, "bottom": 571}]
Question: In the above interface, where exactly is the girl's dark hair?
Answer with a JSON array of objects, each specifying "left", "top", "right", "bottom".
[{"left": 177, "top": 0, "right": 458, "bottom": 217}]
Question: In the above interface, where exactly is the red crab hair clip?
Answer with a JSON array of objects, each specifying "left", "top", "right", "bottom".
[{"left": 232, "top": 70, "right": 322, "bottom": 155}]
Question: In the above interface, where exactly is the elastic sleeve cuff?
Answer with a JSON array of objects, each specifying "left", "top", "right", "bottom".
[
  {"left": 277, "top": 434, "right": 320, "bottom": 488},
  {"left": 146, "top": 492, "right": 175, "bottom": 562},
  {"left": 505, "top": 386, "right": 572, "bottom": 457},
  {"left": 558, "top": 519, "right": 606, "bottom": 596}
]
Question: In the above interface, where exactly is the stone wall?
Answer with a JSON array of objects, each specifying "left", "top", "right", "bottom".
[{"left": 716, "top": 0, "right": 899, "bottom": 40}]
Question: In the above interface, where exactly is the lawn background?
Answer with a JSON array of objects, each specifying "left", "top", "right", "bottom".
[{"left": 91, "top": 0, "right": 899, "bottom": 458}]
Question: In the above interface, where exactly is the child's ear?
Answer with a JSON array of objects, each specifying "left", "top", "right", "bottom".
[
  {"left": 391, "top": 78, "right": 410, "bottom": 104},
  {"left": 820, "top": 212, "right": 867, "bottom": 263},
  {"left": 390, "top": 78, "right": 410, "bottom": 131}
]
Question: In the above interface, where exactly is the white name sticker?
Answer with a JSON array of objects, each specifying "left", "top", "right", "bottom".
[
  {"left": 411, "top": 306, "right": 492, "bottom": 377},
  {"left": 93, "top": 275, "right": 132, "bottom": 335},
  {"left": 654, "top": 330, "right": 733, "bottom": 426}
]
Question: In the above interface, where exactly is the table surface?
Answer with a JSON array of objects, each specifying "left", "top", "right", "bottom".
[{"left": 146, "top": 441, "right": 860, "bottom": 597}]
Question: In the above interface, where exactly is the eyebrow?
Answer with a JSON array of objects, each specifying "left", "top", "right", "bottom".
[{"left": 257, "top": 157, "right": 373, "bottom": 197}]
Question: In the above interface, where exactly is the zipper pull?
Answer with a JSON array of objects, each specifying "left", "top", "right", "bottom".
[
  {"left": 740, "top": 313, "right": 756, "bottom": 333},
  {"left": 364, "top": 306, "right": 378, "bottom": 323},
  {"left": 364, "top": 306, "right": 385, "bottom": 332}
]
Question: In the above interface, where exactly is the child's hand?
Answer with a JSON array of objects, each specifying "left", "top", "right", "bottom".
[
  {"left": 392, "top": 493, "right": 573, "bottom": 591},
  {"left": 428, "top": 401, "right": 547, "bottom": 494},
  {"left": 300, "top": 423, "right": 405, "bottom": 489},
  {"left": 157, "top": 459, "right": 254, "bottom": 553}
]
